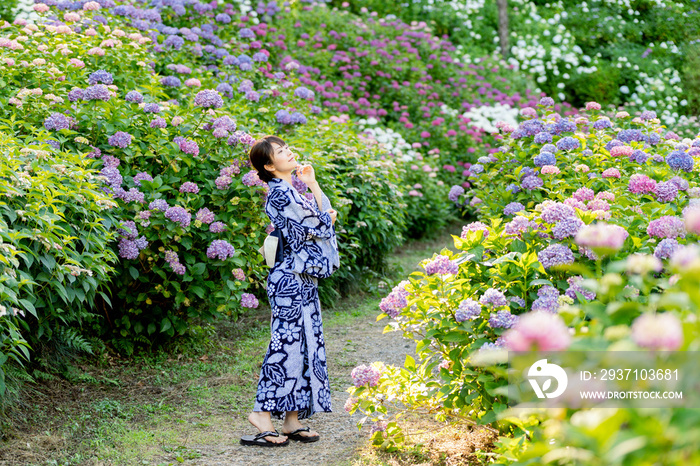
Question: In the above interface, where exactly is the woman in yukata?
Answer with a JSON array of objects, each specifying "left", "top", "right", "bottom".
[{"left": 241, "top": 135, "right": 340, "bottom": 447}]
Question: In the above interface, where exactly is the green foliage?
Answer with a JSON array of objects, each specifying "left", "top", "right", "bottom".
[{"left": 0, "top": 1, "right": 18, "bottom": 23}]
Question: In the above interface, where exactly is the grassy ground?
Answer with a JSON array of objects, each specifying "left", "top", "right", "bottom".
[{"left": 0, "top": 220, "right": 492, "bottom": 465}]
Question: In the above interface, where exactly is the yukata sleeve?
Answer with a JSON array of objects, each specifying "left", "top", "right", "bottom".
[
  {"left": 265, "top": 186, "right": 334, "bottom": 252},
  {"left": 265, "top": 186, "right": 339, "bottom": 278}
]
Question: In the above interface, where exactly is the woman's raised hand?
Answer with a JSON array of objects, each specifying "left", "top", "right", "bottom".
[
  {"left": 325, "top": 209, "right": 337, "bottom": 225},
  {"left": 296, "top": 163, "right": 317, "bottom": 186}
]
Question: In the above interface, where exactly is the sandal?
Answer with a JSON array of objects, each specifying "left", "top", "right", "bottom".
[
  {"left": 283, "top": 426, "right": 320, "bottom": 443},
  {"left": 240, "top": 430, "right": 290, "bottom": 447}
]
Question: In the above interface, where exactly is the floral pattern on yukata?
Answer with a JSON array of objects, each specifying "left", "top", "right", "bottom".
[{"left": 253, "top": 178, "right": 339, "bottom": 419}]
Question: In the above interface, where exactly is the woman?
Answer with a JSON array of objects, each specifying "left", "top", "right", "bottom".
[{"left": 241, "top": 135, "right": 339, "bottom": 447}]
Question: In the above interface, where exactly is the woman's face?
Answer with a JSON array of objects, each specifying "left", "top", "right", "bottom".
[{"left": 266, "top": 142, "right": 297, "bottom": 175}]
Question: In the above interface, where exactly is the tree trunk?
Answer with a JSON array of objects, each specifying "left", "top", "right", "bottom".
[{"left": 497, "top": 0, "right": 509, "bottom": 59}]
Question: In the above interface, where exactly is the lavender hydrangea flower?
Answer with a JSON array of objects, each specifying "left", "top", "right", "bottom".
[
  {"left": 647, "top": 216, "right": 686, "bottom": 239},
  {"left": 241, "top": 292, "right": 259, "bottom": 308},
  {"left": 541, "top": 202, "right": 576, "bottom": 223},
  {"left": 83, "top": 84, "right": 111, "bottom": 101},
  {"left": 533, "top": 152, "right": 556, "bottom": 167},
  {"left": 505, "top": 216, "right": 534, "bottom": 236},
  {"left": 88, "top": 69, "right": 113, "bottom": 85},
  {"left": 160, "top": 76, "right": 181, "bottom": 87},
  {"left": 640, "top": 110, "right": 657, "bottom": 120},
  {"left": 592, "top": 118, "right": 612, "bottom": 130},
  {"left": 504, "top": 202, "right": 525, "bottom": 216},
  {"left": 424, "top": 255, "right": 459, "bottom": 275},
  {"left": 179, "top": 182, "right": 199, "bottom": 194},
  {"left": 194, "top": 89, "right": 223, "bottom": 109},
  {"left": 479, "top": 288, "right": 508, "bottom": 308},
  {"left": 538, "top": 244, "right": 574, "bottom": 269},
  {"left": 125, "top": 90, "right": 143, "bottom": 103},
  {"left": 149, "top": 199, "right": 168, "bottom": 211},
  {"left": 177, "top": 138, "right": 199, "bottom": 156},
  {"left": 461, "top": 222, "right": 489, "bottom": 239},
  {"left": 118, "top": 236, "right": 148, "bottom": 259},
  {"left": 242, "top": 171, "right": 262, "bottom": 187},
  {"left": 448, "top": 185, "right": 464, "bottom": 203},
  {"left": 539, "top": 96, "right": 555, "bottom": 106},
  {"left": 654, "top": 238, "right": 680, "bottom": 260},
  {"left": 455, "top": 298, "right": 481, "bottom": 322},
  {"left": 379, "top": 280, "right": 410, "bottom": 318},
  {"left": 209, "top": 221, "right": 226, "bottom": 233},
  {"left": 206, "top": 239, "right": 236, "bottom": 260},
  {"left": 488, "top": 310, "right": 519, "bottom": 329},
  {"left": 565, "top": 275, "right": 596, "bottom": 301},
  {"left": 44, "top": 113, "right": 71, "bottom": 131},
  {"left": 150, "top": 117, "right": 167, "bottom": 128},
  {"left": 350, "top": 364, "right": 381, "bottom": 387},
  {"left": 165, "top": 250, "right": 186, "bottom": 275},
  {"left": 521, "top": 176, "right": 543, "bottom": 190},
  {"left": 628, "top": 174, "right": 657, "bottom": 194},
  {"left": 143, "top": 103, "right": 161, "bottom": 113},
  {"left": 654, "top": 181, "right": 679, "bottom": 203},
  {"left": 68, "top": 88, "right": 84, "bottom": 102},
  {"left": 108, "top": 131, "right": 132, "bottom": 148},
  {"left": 164, "top": 206, "right": 191, "bottom": 228},
  {"left": 552, "top": 217, "right": 584, "bottom": 240},
  {"left": 556, "top": 136, "right": 580, "bottom": 151},
  {"left": 666, "top": 150, "right": 694, "bottom": 172},
  {"left": 534, "top": 132, "right": 553, "bottom": 144},
  {"left": 196, "top": 207, "right": 215, "bottom": 224}
]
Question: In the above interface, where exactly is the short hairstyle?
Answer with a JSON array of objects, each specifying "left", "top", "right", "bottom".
[{"left": 248, "top": 135, "right": 286, "bottom": 183}]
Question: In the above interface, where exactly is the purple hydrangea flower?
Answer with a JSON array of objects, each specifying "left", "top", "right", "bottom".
[
  {"left": 488, "top": 310, "right": 519, "bottom": 329},
  {"left": 448, "top": 185, "right": 464, "bottom": 203},
  {"left": 565, "top": 275, "right": 596, "bottom": 301},
  {"left": 556, "top": 136, "right": 580, "bottom": 151},
  {"left": 455, "top": 298, "right": 481, "bottom": 322},
  {"left": 461, "top": 221, "right": 490, "bottom": 239},
  {"left": 206, "top": 239, "right": 236, "bottom": 260},
  {"left": 209, "top": 221, "right": 226, "bottom": 233},
  {"left": 654, "top": 181, "right": 679, "bottom": 203},
  {"left": 150, "top": 117, "right": 167, "bottom": 128},
  {"left": 424, "top": 255, "right": 459, "bottom": 275},
  {"left": 379, "top": 280, "right": 410, "bottom": 318},
  {"left": 68, "top": 88, "right": 84, "bottom": 102},
  {"left": 196, "top": 207, "right": 215, "bottom": 224},
  {"left": 533, "top": 152, "right": 556, "bottom": 167},
  {"left": 541, "top": 202, "right": 576, "bottom": 223},
  {"left": 647, "top": 216, "right": 686, "bottom": 239},
  {"left": 149, "top": 199, "right": 168, "bottom": 211},
  {"left": 83, "top": 84, "right": 111, "bottom": 101},
  {"left": 539, "top": 96, "right": 555, "bottom": 106},
  {"left": 179, "top": 182, "right": 199, "bottom": 194},
  {"left": 479, "top": 288, "right": 508, "bottom": 308},
  {"left": 350, "top": 364, "right": 381, "bottom": 387},
  {"left": 534, "top": 132, "right": 553, "bottom": 144},
  {"left": 125, "top": 90, "right": 143, "bottom": 103},
  {"left": 628, "top": 174, "right": 657, "bottom": 194},
  {"left": 143, "top": 103, "right": 161, "bottom": 113},
  {"left": 538, "top": 244, "right": 575, "bottom": 269},
  {"left": 177, "top": 138, "right": 200, "bottom": 156},
  {"left": 44, "top": 113, "right": 71, "bottom": 131},
  {"left": 505, "top": 216, "right": 534, "bottom": 236},
  {"left": 164, "top": 206, "right": 191, "bottom": 228},
  {"left": 160, "top": 76, "right": 181, "bottom": 87},
  {"left": 654, "top": 238, "right": 680, "bottom": 260},
  {"left": 240, "top": 293, "right": 258, "bottom": 309},
  {"left": 108, "top": 131, "right": 132, "bottom": 149},
  {"left": 552, "top": 217, "right": 585, "bottom": 240},
  {"left": 194, "top": 89, "right": 223, "bottom": 108},
  {"left": 666, "top": 151, "right": 694, "bottom": 172},
  {"left": 504, "top": 202, "right": 525, "bottom": 216},
  {"left": 521, "top": 175, "right": 543, "bottom": 190},
  {"left": 88, "top": 69, "right": 113, "bottom": 85}
]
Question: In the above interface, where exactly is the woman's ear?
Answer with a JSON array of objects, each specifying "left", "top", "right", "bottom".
[{"left": 264, "top": 162, "right": 276, "bottom": 174}]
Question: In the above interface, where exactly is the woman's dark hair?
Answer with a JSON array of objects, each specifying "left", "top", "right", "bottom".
[{"left": 248, "top": 135, "right": 286, "bottom": 183}]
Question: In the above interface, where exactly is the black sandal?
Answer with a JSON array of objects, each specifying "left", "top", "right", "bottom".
[
  {"left": 283, "top": 426, "right": 320, "bottom": 443},
  {"left": 240, "top": 430, "right": 290, "bottom": 447}
]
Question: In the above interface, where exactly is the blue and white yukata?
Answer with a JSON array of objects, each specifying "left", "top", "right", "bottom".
[{"left": 253, "top": 177, "right": 340, "bottom": 419}]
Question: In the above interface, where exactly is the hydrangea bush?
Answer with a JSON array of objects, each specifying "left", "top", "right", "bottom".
[{"left": 349, "top": 97, "right": 700, "bottom": 460}]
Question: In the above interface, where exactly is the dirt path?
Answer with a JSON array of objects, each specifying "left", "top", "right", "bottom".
[{"left": 182, "top": 314, "right": 412, "bottom": 466}]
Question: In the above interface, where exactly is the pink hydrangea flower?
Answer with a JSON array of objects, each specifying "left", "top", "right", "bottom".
[
  {"left": 505, "top": 312, "right": 572, "bottom": 351},
  {"left": 585, "top": 102, "right": 601, "bottom": 111},
  {"left": 685, "top": 208, "right": 700, "bottom": 235},
  {"left": 601, "top": 168, "right": 621, "bottom": 179},
  {"left": 351, "top": 364, "right": 381, "bottom": 387},
  {"left": 631, "top": 313, "right": 683, "bottom": 350},
  {"left": 610, "top": 145, "right": 633, "bottom": 157},
  {"left": 541, "top": 165, "right": 560, "bottom": 175}
]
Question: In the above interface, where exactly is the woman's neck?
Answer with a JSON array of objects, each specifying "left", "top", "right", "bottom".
[{"left": 275, "top": 172, "right": 293, "bottom": 186}]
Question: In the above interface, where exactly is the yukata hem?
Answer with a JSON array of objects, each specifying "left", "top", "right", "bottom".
[{"left": 253, "top": 404, "right": 333, "bottom": 421}]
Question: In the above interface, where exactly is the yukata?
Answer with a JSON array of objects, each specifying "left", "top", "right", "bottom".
[{"left": 253, "top": 177, "right": 340, "bottom": 419}]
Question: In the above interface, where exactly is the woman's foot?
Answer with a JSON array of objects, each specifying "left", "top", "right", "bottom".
[
  {"left": 248, "top": 412, "right": 287, "bottom": 444},
  {"left": 282, "top": 420, "right": 319, "bottom": 440}
]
